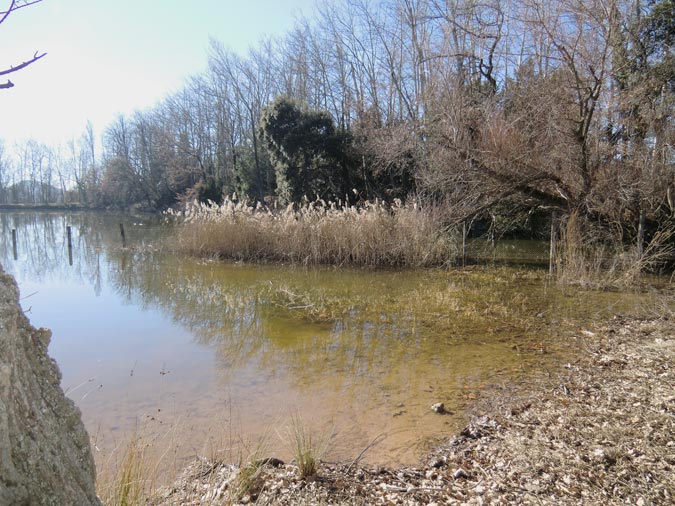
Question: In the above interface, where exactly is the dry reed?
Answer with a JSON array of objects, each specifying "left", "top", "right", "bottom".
[
  {"left": 169, "top": 196, "right": 459, "bottom": 268},
  {"left": 97, "top": 436, "right": 152, "bottom": 506},
  {"left": 556, "top": 211, "right": 675, "bottom": 289}
]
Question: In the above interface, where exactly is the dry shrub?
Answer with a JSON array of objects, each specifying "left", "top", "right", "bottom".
[
  {"left": 556, "top": 211, "right": 675, "bottom": 289},
  {"left": 170, "top": 196, "right": 459, "bottom": 267}
]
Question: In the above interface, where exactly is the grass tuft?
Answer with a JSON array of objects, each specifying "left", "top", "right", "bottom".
[
  {"left": 97, "top": 436, "right": 151, "bottom": 506},
  {"left": 284, "top": 415, "right": 333, "bottom": 479}
]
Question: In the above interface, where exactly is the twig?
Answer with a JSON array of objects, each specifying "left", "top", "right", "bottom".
[
  {"left": 409, "top": 486, "right": 446, "bottom": 493},
  {"left": 346, "top": 433, "right": 387, "bottom": 474},
  {"left": 380, "top": 483, "right": 445, "bottom": 494}
]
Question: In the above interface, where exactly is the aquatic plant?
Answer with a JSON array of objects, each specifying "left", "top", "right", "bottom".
[{"left": 169, "top": 196, "right": 459, "bottom": 268}]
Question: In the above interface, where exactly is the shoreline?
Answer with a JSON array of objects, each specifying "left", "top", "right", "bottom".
[
  {"left": 152, "top": 314, "right": 675, "bottom": 505},
  {"left": 0, "top": 203, "right": 90, "bottom": 211}
]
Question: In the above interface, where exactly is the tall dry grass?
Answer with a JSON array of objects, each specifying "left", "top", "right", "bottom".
[
  {"left": 97, "top": 436, "right": 153, "bottom": 506},
  {"left": 169, "top": 197, "right": 459, "bottom": 267},
  {"left": 555, "top": 212, "right": 675, "bottom": 289}
]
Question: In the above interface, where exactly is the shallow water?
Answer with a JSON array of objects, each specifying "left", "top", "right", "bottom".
[{"left": 0, "top": 211, "right": 655, "bottom": 475}]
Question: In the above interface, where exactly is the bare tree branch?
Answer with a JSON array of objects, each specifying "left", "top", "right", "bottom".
[
  {"left": 0, "top": 0, "right": 46, "bottom": 89},
  {"left": 0, "top": 0, "right": 43, "bottom": 19},
  {"left": 0, "top": 50, "right": 47, "bottom": 77}
]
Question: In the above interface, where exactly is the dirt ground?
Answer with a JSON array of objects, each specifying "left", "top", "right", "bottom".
[{"left": 154, "top": 314, "right": 675, "bottom": 505}]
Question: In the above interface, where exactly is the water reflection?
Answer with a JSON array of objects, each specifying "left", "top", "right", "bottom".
[{"left": 0, "top": 211, "right": 650, "bottom": 470}]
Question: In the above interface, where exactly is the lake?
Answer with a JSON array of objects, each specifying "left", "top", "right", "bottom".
[{"left": 0, "top": 211, "right": 652, "bottom": 477}]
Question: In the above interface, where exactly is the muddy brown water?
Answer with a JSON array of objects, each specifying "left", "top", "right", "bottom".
[{"left": 0, "top": 211, "right": 659, "bottom": 479}]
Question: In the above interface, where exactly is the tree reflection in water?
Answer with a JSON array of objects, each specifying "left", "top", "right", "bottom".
[{"left": 0, "top": 211, "right": 651, "bottom": 469}]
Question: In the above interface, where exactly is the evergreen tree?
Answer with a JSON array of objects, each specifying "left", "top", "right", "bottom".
[{"left": 259, "top": 97, "right": 356, "bottom": 204}]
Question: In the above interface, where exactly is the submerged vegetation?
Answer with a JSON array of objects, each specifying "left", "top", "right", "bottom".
[
  {"left": 93, "top": 315, "right": 675, "bottom": 506},
  {"left": 3, "top": 211, "right": 674, "bottom": 504}
]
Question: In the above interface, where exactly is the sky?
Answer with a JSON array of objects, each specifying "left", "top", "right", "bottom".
[{"left": 0, "top": 0, "right": 315, "bottom": 150}]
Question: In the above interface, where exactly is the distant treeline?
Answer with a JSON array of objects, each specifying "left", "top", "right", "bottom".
[{"left": 1, "top": 0, "right": 673, "bottom": 241}]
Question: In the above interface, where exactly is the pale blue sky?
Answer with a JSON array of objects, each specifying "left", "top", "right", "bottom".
[{"left": 0, "top": 0, "right": 315, "bottom": 149}]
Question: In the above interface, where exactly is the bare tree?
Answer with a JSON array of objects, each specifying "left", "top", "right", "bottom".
[
  {"left": 0, "top": 140, "right": 10, "bottom": 202},
  {"left": 208, "top": 41, "right": 278, "bottom": 201}
]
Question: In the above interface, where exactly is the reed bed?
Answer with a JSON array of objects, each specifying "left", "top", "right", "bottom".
[
  {"left": 169, "top": 197, "right": 459, "bottom": 267},
  {"left": 555, "top": 212, "right": 675, "bottom": 289}
]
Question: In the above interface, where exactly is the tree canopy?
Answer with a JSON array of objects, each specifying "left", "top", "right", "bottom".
[{"left": 259, "top": 97, "right": 356, "bottom": 204}]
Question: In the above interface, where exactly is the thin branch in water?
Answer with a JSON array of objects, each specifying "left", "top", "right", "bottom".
[{"left": 346, "top": 432, "right": 387, "bottom": 474}]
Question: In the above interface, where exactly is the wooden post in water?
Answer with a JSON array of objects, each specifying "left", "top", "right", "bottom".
[
  {"left": 461, "top": 221, "right": 467, "bottom": 267},
  {"left": 637, "top": 211, "right": 645, "bottom": 258},
  {"left": 12, "top": 229, "right": 17, "bottom": 260},
  {"left": 119, "top": 223, "right": 126, "bottom": 248},
  {"left": 490, "top": 214, "right": 497, "bottom": 262},
  {"left": 66, "top": 226, "right": 73, "bottom": 266},
  {"left": 549, "top": 211, "right": 557, "bottom": 277}
]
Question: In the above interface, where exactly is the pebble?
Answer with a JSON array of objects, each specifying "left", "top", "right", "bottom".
[
  {"left": 453, "top": 468, "right": 468, "bottom": 479},
  {"left": 430, "top": 456, "right": 446, "bottom": 468},
  {"left": 431, "top": 402, "right": 446, "bottom": 414}
]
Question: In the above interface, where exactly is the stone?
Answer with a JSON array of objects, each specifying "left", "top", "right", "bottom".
[
  {"left": 253, "top": 457, "right": 285, "bottom": 468},
  {"left": 452, "top": 468, "right": 468, "bottom": 479},
  {"left": 0, "top": 268, "right": 101, "bottom": 505},
  {"left": 430, "top": 456, "right": 446, "bottom": 468},
  {"left": 431, "top": 402, "right": 446, "bottom": 414}
]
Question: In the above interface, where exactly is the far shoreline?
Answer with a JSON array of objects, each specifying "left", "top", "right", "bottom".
[{"left": 0, "top": 203, "right": 91, "bottom": 211}]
